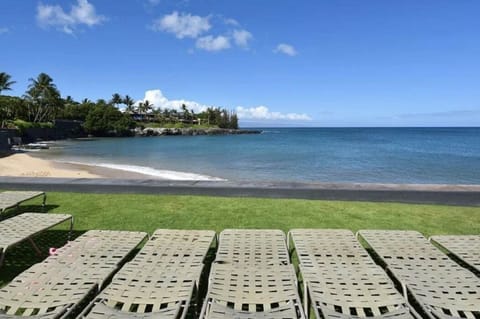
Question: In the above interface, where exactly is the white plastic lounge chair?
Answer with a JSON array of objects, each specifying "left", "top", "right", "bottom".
[
  {"left": 358, "top": 230, "right": 480, "bottom": 319},
  {"left": 289, "top": 229, "right": 417, "bottom": 319},
  {"left": 0, "top": 191, "right": 46, "bottom": 215},
  {"left": 0, "top": 230, "right": 147, "bottom": 319},
  {"left": 200, "top": 229, "right": 305, "bottom": 319}
]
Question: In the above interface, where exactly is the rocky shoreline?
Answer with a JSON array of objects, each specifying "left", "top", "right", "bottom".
[{"left": 135, "top": 127, "right": 262, "bottom": 136}]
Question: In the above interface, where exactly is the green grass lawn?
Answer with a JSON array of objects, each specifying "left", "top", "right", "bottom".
[
  {"left": 1, "top": 192, "right": 479, "bottom": 312},
  {"left": 41, "top": 192, "right": 479, "bottom": 235}
]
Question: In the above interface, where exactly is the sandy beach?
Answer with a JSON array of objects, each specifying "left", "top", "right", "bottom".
[
  {"left": 0, "top": 153, "right": 101, "bottom": 178},
  {"left": 0, "top": 153, "right": 153, "bottom": 179}
]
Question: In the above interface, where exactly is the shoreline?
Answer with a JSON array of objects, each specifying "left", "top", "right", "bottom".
[
  {"left": 1, "top": 152, "right": 479, "bottom": 205},
  {"left": 0, "top": 152, "right": 226, "bottom": 181},
  {"left": 0, "top": 152, "right": 156, "bottom": 180},
  {"left": 1, "top": 152, "right": 480, "bottom": 189}
]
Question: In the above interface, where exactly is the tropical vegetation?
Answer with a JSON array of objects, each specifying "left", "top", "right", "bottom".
[{"left": 0, "top": 72, "right": 239, "bottom": 137}]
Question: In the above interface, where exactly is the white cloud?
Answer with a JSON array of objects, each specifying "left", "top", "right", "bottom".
[
  {"left": 152, "top": 11, "right": 211, "bottom": 39},
  {"left": 37, "top": 0, "right": 106, "bottom": 34},
  {"left": 137, "top": 89, "right": 211, "bottom": 113},
  {"left": 196, "top": 35, "right": 231, "bottom": 51},
  {"left": 236, "top": 106, "right": 312, "bottom": 121},
  {"left": 224, "top": 18, "right": 239, "bottom": 26},
  {"left": 71, "top": 0, "right": 105, "bottom": 26},
  {"left": 151, "top": 13, "right": 253, "bottom": 53},
  {"left": 0, "top": 27, "right": 9, "bottom": 34},
  {"left": 232, "top": 29, "right": 252, "bottom": 47},
  {"left": 274, "top": 43, "right": 297, "bottom": 56}
]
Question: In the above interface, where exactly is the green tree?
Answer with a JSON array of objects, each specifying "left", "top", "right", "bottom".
[
  {"left": 151, "top": 108, "right": 164, "bottom": 122},
  {"left": 110, "top": 93, "right": 122, "bottom": 108},
  {"left": 181, "top": 103, "right": 191, "bottom": 121},
  {"left": 138, "top": 99, "right": 153, "bottom": 114},
  {"left": 123, "top": 95, "right": 135, "bottom": 113},
  {"left": 230, "top": 112, "right": 239, "bottom": 129},
  {"left": 61, "top": 97, "right": 93, "bottom": 121},
  {"left": 0, "top": 72, "right": 16, "bottom": 95},
  {"left": 84, "top": 101, "right": 135, "bottom": 136},
  {"left": 25, "top": 73, "right": 61, "bottom": 123}
]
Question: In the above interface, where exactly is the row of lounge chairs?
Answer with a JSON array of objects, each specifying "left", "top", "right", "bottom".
[
  {"left": 0, "top": 192, "right": 478, "bottom": 319},
  {"left": 1, "top": 225, "right": 479, "bottom": 319}
]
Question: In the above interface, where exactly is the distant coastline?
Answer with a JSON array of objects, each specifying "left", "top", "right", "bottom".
[{"left": 136, "top": 127, "right": 262, "bottom": 136}]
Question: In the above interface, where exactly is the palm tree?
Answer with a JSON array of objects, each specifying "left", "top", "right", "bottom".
[
  {"left": 123, "top": 95, "right": 135, "bottom": 113},
  {"left": 110, "top": 93, "right": 122, "bottom": 108},
  {"left": 64, "top": 95, "right": 75, "bottom": 104},
  {"left": 0, "top": 72, "right": 16, "bottom": 95},
  {"left": 25, "top": 73, "right": 61, "bottom": 122},
  {"left": 138, "top": 99, "right": 153, "bottom": 114},
  {"left": 151, "top": 108, "right": 163, "bottom": 122},
  {"left": 181, "top": 103, "right": 191, "bottom": 122}
]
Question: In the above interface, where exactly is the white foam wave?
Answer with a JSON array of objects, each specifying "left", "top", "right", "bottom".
[{"left": 58, "top": 161, "right": 226, "bottom": 181}]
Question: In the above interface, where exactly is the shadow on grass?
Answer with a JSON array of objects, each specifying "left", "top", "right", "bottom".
[{"left": 0, "top": 229, "right": 85, "bottom": 287}]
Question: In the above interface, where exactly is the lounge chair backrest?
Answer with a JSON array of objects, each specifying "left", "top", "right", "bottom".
[
  {"left": 289, "top": 229, "right": 374, "bottom": 266},
  {"left": 0, "top": 191, "right": 46, "bottom": 214},
  {"left": 430, "top": 235, "right": 480, "bottom": 273},
  {"left": 216, "top": 229, "right": 290, "bottom": 266}
]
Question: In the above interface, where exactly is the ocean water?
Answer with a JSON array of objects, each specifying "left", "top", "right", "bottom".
[{"left": 39, "top": 127, "right": 480, "bottom": 184}]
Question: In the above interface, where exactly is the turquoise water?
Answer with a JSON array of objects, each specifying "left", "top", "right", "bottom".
[{"left": 42, "top": 127, "right": 480, "bottom": 184}]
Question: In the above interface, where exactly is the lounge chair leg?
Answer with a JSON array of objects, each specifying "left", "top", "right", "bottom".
[
  {"left": 193, "top": 283, "right": 200, "bottom": 317},
  {"left": 198, "top": 299, "right": 209, "bottom": 319},
  {"left": 28, "top": 238, "right": 43, "bottom": 257},
  {"left": 68, "top": 216, "right": 74, "bottom": 240},
  {"left": 304, "top": 280, "right": 309, "bottom": 318},
  {"left": 287, "top": 231, "right": 291, "bottom": 252}
]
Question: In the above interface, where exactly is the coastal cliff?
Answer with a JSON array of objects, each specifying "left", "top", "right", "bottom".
[{"left": 136, "top": 127, "right": 262, "bottom": 136}]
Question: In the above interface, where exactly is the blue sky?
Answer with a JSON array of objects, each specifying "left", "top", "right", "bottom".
[{"left": 1, "top": 0, "right": 479, "bottom": 126}]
